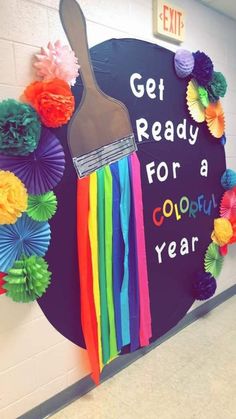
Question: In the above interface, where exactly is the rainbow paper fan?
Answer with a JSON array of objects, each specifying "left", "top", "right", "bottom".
[
  {"left": 204, "top": 242, "right": 223, "bottom": 278},
  {"left": 220, "top": 189, "right": 236, "bottom": 222},
  {"left": 205, "top": 101, "right": 225, "bottom": 138},
  {"left": 186, "top": 79, "right": 205, "bottom": 123},
  {"left": 0, "top": 128, "right": 65, "bottom": 195},
  {"left": 0, "top": 213, "right": 51, "bottom": 272}
]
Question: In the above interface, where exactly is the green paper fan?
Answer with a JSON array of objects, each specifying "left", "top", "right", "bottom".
[
  {"left": 204, "top": 242, "right": 224, "bottom": 278},
  {"left": 3, "top": 255, "right": 51, "bottom": 303},
  {"left": 27, "top": 191, "right": 57, "bottom": 221}
]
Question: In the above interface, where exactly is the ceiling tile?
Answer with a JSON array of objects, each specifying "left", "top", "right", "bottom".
[{"left": 197, "top": 0, "right": 236, "bottom": 20}]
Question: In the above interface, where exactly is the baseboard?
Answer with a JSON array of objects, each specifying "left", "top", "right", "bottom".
[{"left": 18, "top": 284, "right": 236, "bottom": 419}]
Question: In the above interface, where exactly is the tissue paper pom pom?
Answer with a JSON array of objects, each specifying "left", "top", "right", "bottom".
[
  {"left": 207, "top": 71, "right": 227, "bottom": 102},
  {"left": 0, "top": 170, "right": 27, "bottom": 225},
  {"left": 27, "top": 191, "right": 57, "bottom": 221},
  {"left": 193, "top": 272, "right": 217, "bottom": 300},
  {"left": 221, "top": 169, "right": 236, "bottom": 190},
  {"left": 192, "top": 51, "right": 214, "bottom": 87},
  {"left": 3, "top": 255, "right": 51, "bottom": 302},
  {"left": 220, "top": 134, "right": 226, "bottom": 146},
  {"left": 0, "top": 272, "right": 6, "bottom": 295},
  {"left": 34, "top": 40, "right": 80, "bottom": 86},
  {"left": 0, "top": 99, "right": 41, "bottom": 156},
  {"left": 219, "top": 245, "right": 228, "bottom": 256},
  {"left": 211, "top": 217, "right": 233, "bottom": 246},
  {"left": 24, "top": 78, "right": 75, "bottom": 128},
  {"left": 174, "top": 49, "right": 194, "bottom": 78},
  {"left": 198, "top": 86, "right": 209, "bottom": 108}
]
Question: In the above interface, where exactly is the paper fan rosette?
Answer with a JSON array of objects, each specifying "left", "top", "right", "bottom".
[
  {"left": 220, "top": 188, "right": 236, "bottom": 222},
  {"left": 27, "top": 192, "right": 57, "bottom": 221},
  {"left": 186, "top": 79, "right": 205, "bottom": 123},
  {"left": 0, "top": 127, "right": 65, "bottom": 195},
  {"left": 205, "top": 101, "right": 225, "bottom": 138},
  {"left": 228, "top": 220, "right": 236, "bottom": 245},
  {"left": 204, "top": 242, "right": 224, "bottom": 278},
  {"left": 0, "top": 213, "right": 51, "bottom": 272}
]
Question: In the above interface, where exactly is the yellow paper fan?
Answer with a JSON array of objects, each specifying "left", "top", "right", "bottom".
[
  {"left": 205, "top": 101, "right": 225, "bottom": 138},
  {"left": 186, "top": 79, "right": 205, "bottom": 123}
]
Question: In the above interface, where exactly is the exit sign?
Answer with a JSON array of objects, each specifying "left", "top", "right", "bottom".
[{"left": 153, "top": 1, "right": 185, "bottom": 43}]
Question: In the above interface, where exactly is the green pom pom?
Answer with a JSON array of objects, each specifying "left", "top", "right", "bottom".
[
  {"left": 198, "top": 86, "right": 209, "bottom": 108},
  {"left": 3, "top": 255, "right": 51, "bottom": 302},
  {"left": 27, "top": 192, "right": 57, "bottom": 221},
  {"left": 0, "top": 99, "right": 41, "bottom": 156},
  {"left": 207, "top": 71, "right": 227, "bottom": 102}
]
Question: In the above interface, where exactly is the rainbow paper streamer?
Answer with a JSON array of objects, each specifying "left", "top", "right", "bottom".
[{"left": 77, "top": 154, "right": 152, "bottom": 383}]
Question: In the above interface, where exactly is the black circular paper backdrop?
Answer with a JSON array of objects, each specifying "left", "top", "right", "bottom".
[{"left": 38, "top": 39, "right": 226, "bottom": 349}]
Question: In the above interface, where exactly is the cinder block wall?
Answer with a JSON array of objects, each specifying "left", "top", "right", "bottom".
[{"left": 0, "top": 1, "right": 235, "bottom": 417}]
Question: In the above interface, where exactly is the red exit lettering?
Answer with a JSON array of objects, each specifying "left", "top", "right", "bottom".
[{"left": 163, "top": 4, "right": 183, "bottom": 36}]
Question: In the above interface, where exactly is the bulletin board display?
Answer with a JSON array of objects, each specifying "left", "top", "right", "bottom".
[{"left": 37, "top": 38, "right": 226, "bottom": 347}]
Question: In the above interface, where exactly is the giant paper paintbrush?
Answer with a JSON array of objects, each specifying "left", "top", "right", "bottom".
[{"left": 59, "top": 0, "right": 137, "bottom": 178}]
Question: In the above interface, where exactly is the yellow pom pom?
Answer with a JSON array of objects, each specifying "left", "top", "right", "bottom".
[
  {"left": 0, "top": 170, "right": 28, "bottom": 224},
  {"left": 211, "top": 218, "right": 233, "bottom": 246}
]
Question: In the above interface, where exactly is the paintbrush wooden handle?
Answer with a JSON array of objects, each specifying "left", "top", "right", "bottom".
[{"left": 60, "top": 0, "right": 97, "bottom": 89}]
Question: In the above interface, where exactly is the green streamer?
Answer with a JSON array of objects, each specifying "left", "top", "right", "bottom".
[
  {"left": 97, "top": 169, "right": 110, "bottom": 364},
  {"left": 104, "top": 166, "right": 118, "bottom": 360}
]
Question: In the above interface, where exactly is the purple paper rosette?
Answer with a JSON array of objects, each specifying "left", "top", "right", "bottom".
[{"left": 0, "top": 127, "right": 65, "bottom": 194}]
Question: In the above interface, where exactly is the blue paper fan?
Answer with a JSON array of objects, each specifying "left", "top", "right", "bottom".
[{"left": 0, "top": 213, "right": 51, "bottom": 272}]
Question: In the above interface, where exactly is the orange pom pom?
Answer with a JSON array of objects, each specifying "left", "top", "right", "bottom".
[{"left": 24, "top": 78, "right": 75, "bottom": 128}]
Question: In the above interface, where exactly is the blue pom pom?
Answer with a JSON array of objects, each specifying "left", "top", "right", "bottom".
[
  {"left": 221, "top": 169, "right": 236, "bottom": 190},
  {"left": 193, "top": 272, "right": 217, "bottom": 300},
  {"left": 192, "top": 51, "right": 214, "bottom": 87},
  {"left": 220, "top": 134, "right": 226, "bottom": 146}
]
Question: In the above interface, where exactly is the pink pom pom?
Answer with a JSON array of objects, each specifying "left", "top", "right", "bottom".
[{"left": 34, "top": 40, "right": 80, "bottom": 86}]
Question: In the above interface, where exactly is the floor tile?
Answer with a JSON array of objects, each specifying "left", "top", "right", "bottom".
[{"left": 50, "top": 297, "right": 236, "bottom": 419}]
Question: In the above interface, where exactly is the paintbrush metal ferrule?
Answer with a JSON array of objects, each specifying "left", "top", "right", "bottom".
[{"left": 73, "top": 134, "right": 137, "bottom": 178}]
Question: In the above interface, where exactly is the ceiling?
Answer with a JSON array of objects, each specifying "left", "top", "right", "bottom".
[{"left": 198, "top": 0, "right": 236, "bottom": 20}]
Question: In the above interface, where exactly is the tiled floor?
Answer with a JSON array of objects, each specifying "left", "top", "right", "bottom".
[{"left": 51, "top": 296, "right": 236, "bottom": 419}]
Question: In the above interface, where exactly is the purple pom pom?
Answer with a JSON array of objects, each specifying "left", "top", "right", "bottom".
[
  {"left": 174, "top": 49, "right": 194, "bottom": 78},
  {"left": 193, "top": 272, "right": 217, "bottom": 300},
  {"left": 192, "top": 51, "right": 214, "bottom": 87}
]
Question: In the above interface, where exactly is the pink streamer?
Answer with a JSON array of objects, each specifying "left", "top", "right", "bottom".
[{"left": 130, "top": 153, "right": 152, "bottom": 346}]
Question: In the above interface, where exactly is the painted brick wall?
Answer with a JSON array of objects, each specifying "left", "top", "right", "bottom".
[{"left": 0, "top": 1, "right": 235, "bottom": 417}]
